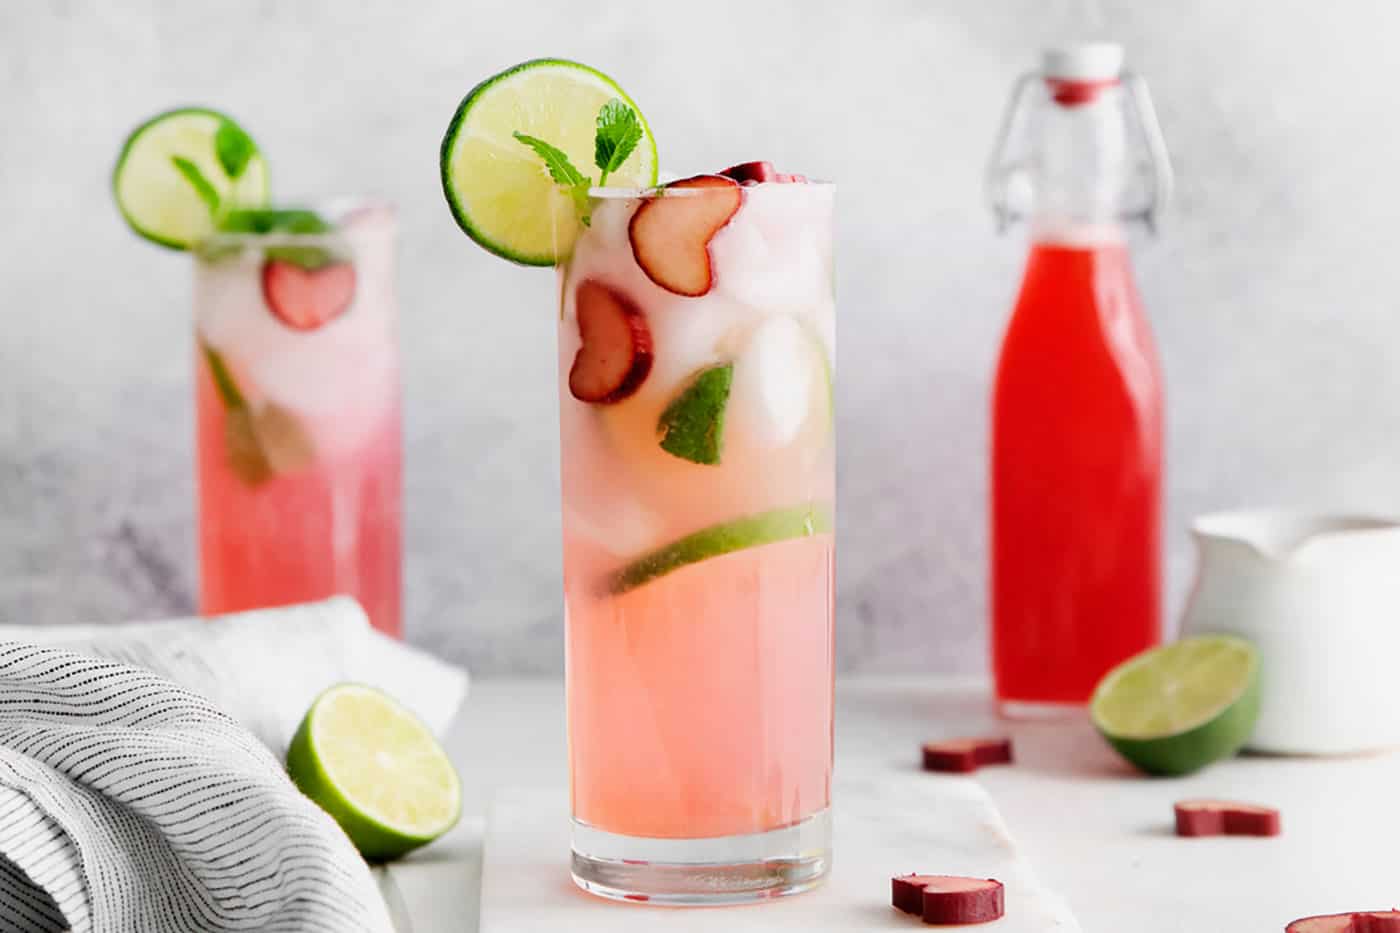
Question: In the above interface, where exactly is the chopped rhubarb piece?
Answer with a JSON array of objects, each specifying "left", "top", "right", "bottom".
[
  {"left": 718, "top": 160, "right": 777, "bottom": 184},
  {"left": 628, "top": 174, "right": 742, "bottom": 296},
  {"left": 922, "top": 737, "right": 1014, "bottom": 774},
  {"left": 568, "top": 280, "right": 653, "bottom": 404},
  {"left": 261, "top": 259, "right": 356, "bottom": 330},
  {"left": 893, "top": 874, "right": 1005, "bottom": 925},
  {"left": 773, "top": 172, "right": 809, "bottom": 183},
  {"left": 1286, "top": 911, "right": 1400, "bottom": 932},
  {"left": 1173, "top": 800, "right": 1281, "bottom": 837}
]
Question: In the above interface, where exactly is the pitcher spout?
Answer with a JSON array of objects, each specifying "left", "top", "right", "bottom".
[{"left": 1191, "top": 509, "right": 1400, "bottom": 563}]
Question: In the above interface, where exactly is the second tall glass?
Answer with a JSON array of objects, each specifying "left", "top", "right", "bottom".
[
  {"left": 193, "top": 201, "right": 402, "bottom": 636},
  {"left": 558, "top": 180, "right": 836, "bottom": 903}
]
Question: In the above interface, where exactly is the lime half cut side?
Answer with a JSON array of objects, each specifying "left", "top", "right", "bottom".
[
  {"left": 1090, "top": 635, "right": 1261, "bottom": 776},
  {"left": 440, "top": 59, "right": 658, "bottom": 265},
  {"left": 287, "top": 683, "right": 462, "bottom": 861},
  {"left": 113, "top": 107, "right": 269, "bottom": 250}
]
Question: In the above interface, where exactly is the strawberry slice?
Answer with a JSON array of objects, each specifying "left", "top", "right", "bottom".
[
  {"left": 628, "top": 174, "right": 742, "bottom": 297},
  {"left": 569, "top": 280, "right": 653, "bottom": 404},
  {"left": 261, "top": 259, "right": 356, "bottom": 331}
]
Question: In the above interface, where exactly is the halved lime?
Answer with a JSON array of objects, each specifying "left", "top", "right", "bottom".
[
  {"left": 113, "top": 107, "right": 269, "bottom": 250},
  {"left": 440, "top": 59, "right": 658, "bottom": 265},
  {"left": 608, "top": 503, "right": 832, "bottom": 595},
  {"left": 287, "top": 683, "right": 461, "bottom": 861},
  {"left": 1090, "top": 635, "right": 1260, "bottom": 776}
]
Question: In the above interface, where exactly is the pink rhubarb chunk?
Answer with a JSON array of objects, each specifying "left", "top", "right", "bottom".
[
  {"left": 1286, "top": 911, "right": 1400, "bottom": 932},
  {"left": 921, "top": 737, "right": 1014, "bottom": 774},
  {"left": 892, "top": 874, "right": 1005, "bottom": 925},
  {"left": 568, "top": 280, "right": 653, "bottom": 404},
  {"left": 1174, "top": 799, "right": 1281, "bottom": 837},
  {"left": 627, "top": 174, "right": 741, "bottom": 297},
  {"left": 260, "top": 260, "right": 356, "bottom": 330}
]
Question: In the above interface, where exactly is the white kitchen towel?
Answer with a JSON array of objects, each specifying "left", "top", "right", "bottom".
[
  {"left": 481, "top": 776, "right": 1080, "bottom": 932},
  {"left": 0, "top": 641, "right": 394, "bottom": 933},
  {"left": 0, "top": 596, "right": 468, "bottom": 753}
]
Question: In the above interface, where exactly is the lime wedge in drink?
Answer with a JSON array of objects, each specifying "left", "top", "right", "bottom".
[
  {"left": 113, "top": 107, "right": 269, "bottom": 250},
  {"left": 1090, "top": 635, "right": 1260, "bottom": 776},
  {"left": 608, "top": 504, "right": 832, "bottom": 595},
  {"left": 440, "top": 59, "right": 658, "bottom": 265},
  {"left": 287, "top": 684, "right": 461, "bottom": 861}
]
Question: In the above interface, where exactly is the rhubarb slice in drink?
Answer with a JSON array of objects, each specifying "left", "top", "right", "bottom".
[{"left": 1287, "top": 912, "right": 1400, "bottom": 932}]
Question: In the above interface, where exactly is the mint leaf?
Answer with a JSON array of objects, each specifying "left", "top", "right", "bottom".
[
  {"left": 214, "top": 118, "right": 256, "bottom": 179},
  {"left": 172, "top": 156, "right": 220, "bottom": 214},
  {"left": 594, "top": 98, "right": 643, "bottom": 186},
  {"left": 202, "top": 343, "right": 314, "bottom": 485},
  {"left": 513, "top": 132, "right": 589, "bottom": 188},
  {"left": 202, "top": 343, "right": 246, "bottom": 409},
  {"left": 658, "top": 364, "right": 733, "bottom": 465}
]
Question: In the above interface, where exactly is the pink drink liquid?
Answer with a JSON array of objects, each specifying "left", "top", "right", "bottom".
[
  {"left": 566, "top": 534, "right": 833, "bottom": 838},
  {"left": 196, "top": 370, "right": 403, "bottom": 636}
]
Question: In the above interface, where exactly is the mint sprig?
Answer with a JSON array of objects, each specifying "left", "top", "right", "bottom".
[
  {"left": 513, "top": 97, "right": 644, "bottom": 226},
  {"left": 594, "top": 99, "right": 643, "bottom": 186}
]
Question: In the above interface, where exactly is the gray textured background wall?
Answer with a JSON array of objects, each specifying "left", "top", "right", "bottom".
[{"left": 5, "top": 0, "right": 1399, "bottom": 674}]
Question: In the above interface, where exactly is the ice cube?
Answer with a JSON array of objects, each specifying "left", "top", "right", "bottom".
[
  {"left": 728, "top": 314, "right": 821, "bottom": 450},
  {"left": 708, "top": 183, "right": 834, "bottom": 314}
]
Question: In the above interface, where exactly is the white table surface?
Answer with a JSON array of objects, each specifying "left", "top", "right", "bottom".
[{"left": 390, "top": 677, "right": 1400, "bottom": 932}]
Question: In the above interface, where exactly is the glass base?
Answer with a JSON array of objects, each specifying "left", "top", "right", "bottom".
[
  {"left": 998, "top": 698, "right": 1085, "bottom": 720},
  {"left": 570, "top": 807, "right": 831, "bottom": 905}
]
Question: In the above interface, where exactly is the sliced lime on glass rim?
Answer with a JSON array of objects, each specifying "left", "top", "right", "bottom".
[
  {"left": 1090, "top": 634, "right": 1261, "bottom": 776},
  {"left": 113, "top": 107, "right": 269, "bottom": 250},
  {"left": 440, "top": 59, "right": 659, "bottom": 265},
  {"left": 287, "top": 683, "right": 462, "bottom": 861}
]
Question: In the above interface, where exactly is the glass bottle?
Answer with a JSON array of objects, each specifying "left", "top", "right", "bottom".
[{"left": 986, "top": 43, "right": 1172, "bottom": 713}]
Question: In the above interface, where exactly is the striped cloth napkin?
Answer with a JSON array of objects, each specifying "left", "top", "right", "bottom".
[{"left": 0, "top": 598, "right": 468, "bottom": 933}]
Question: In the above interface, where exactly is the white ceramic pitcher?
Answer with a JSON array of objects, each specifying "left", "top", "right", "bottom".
[{"left": 1181, "top": 510, "right": 1400, "bottom": 755}]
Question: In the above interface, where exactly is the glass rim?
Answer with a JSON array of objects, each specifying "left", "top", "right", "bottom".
[
  {"left": 587, "top": 179, "right": 834, "bottom": 199},
  {"left": 199, "top": 196, "right": 396, "bottom": 247}
]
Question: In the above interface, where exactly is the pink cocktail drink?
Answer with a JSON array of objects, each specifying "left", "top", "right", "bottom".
[
  {"left": 559, "top": 174, "right": 835, "bottom": 901},
  {"left": 193, "top": 204, "right": 402, "bottom": 636}
]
